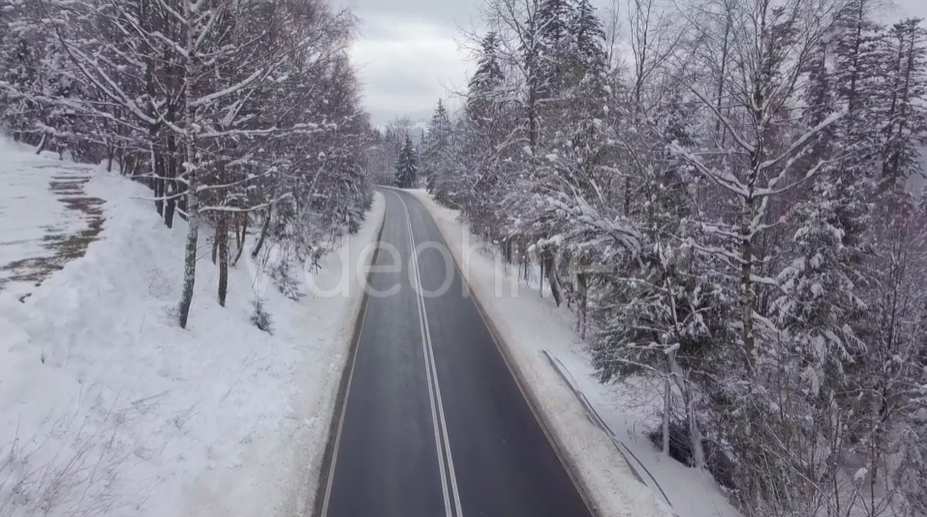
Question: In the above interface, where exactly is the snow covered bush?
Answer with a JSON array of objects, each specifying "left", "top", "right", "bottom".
[{"left": 250, "top": 298, "right": 274, "bottom": 334}]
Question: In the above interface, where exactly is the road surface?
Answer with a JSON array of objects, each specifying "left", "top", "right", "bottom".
[{"left": 319, "top": 188, "right": 594, "bottom": 517}]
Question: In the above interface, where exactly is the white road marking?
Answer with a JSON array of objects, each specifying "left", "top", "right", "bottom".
[{"left": 393, "top": 190, "right": 464, "bottom": 517}]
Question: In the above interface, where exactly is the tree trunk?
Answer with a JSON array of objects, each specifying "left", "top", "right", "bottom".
[
  {"left": 211, "top": 229, "right": 220, "bottom": 264},
  {"left": 153, "top": 150, "right": 165, "bottom": 217},
  {"left": 543, "top": 250, "right": 562, "bottom": 306},
  {"left": 688, "top": 405, "right": 706, "bottom": 469},
  {"left": 663, "top": 375, "right": 671, "bottom": 456},
  {"left": 178, "top": 2, "right": 199, "bottom": 329},
  {"left": 539, "top": 252, "right": 545, "bottom": 298},
  {"left": 154, "top": 177, "right": 164, "bottom": 217},
  {"left": 232, "top": 215, "right": 248, "bottom": 266},
  {"left": 715, "top": 14, "right": 731, "bottom": 146},
  {"left": 164, "top": 191, "right": 176, "bottom": 228},
  {"left": 218, "top": 216, "right": 229, "bottom": 307},
  {"left": 251, "top": 207, "right": 273, "bottom": 259},
  {"left": 523, "top": 244, "right": 529, "bottom": 282},
  {"left": 106, "top": 144, "right": 114, "bottom": 172},
  {"left": 741, "top": 75, "right": 764, "bottom": 374},
  {"left": 164, "top": 118, "right": 178, "bottom": 228},
  {"left": 667, "top": 349, "right": 705, "bottom": 468},
  {"left": 129, "top": 153, "right": 140, "bottom": 177},
  {"left": 740, "top": 196, "right": 756, "bottom": 374},
  {"left": 576, "top": 272, "right": 587, "bottom": 338},
  {"left": 35, "top": 133, "right": 47, "bottom": 155},
  {"left": 178, "top": 190, "right": 199, "bottom": 328}
]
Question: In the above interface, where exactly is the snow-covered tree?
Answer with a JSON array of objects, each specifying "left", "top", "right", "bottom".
[
  {"left": 395, "top": 135, "right": 417, "bottom": 188},
  {"left": 878, "top": 18, "right": 927, "bottom": 190},
  {"left": 446, "top": 0, "right": 927, "bottom": 513},
  {"left": 422, "top": 100, "right": 452, "bottom": 193},
  {"left": 0, "top": 0, "right": 371, "bottom": 328}
]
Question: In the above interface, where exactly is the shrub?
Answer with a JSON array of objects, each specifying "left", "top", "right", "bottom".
[{"left": 250, "top": 298, "right": 274, "bottom": 334}]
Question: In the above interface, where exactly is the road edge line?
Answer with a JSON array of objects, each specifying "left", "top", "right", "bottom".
[
  {"left": 461, "top": 270, "right": 603, "bottom": 517},
  {"left": 312, "top": 192, "right": 387, "bottom": 517}
]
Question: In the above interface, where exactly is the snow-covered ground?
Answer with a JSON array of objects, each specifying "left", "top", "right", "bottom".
[
  {"left": 410, "top": 189, "right": 741, "bottom": 517},
  {"left": 0, "top": 139, "right": 385, "bottom": 517},
  {"left": 0, "top": 139, "right": 103, "bottom": 301}
]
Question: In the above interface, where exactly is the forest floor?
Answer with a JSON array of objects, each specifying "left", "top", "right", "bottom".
[
  {"left": 0, "top": 137, "right": 386, "bottom": 517},
  {"left": 409, "top": 189, "right": 742, "bottom": 517}
]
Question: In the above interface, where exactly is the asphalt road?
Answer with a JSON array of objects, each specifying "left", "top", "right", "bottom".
[{"left": 319, "top": 188, "right": 594, "bottom": 517}]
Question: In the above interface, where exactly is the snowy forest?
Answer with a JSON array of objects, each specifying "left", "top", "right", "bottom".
[
  {"left": 417, "top": 0, "right": 927, "bottom": 515},
  {"left": 0, "top": 0, "right": 379, "bottom": 327},
  {"left": 3, "top": 0, "right": 927, "bottom": 514}
]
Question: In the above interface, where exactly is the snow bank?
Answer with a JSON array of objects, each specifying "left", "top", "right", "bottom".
[
  {"left": 551, "top": 354, "right": 741, "bottom": 517},
  {"left": 0, "top": 138, "right": 100, "bottom": 300},
  {"left": 0, "top": 147, "right": 385, "bottom": 517},
  {"left": 408, "top": 189, "right": 675, "bottom": 517}
]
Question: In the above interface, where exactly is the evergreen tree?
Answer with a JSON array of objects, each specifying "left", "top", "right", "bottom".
[
  {"left": 801, "top": 43, "right": 835, "bottom": 155},
  {"left": 422, "top": 100, "right": 452, "bottom": 194},
  {"left": 773, "top": 176, "right": 868, "bottom": 396},
  {"left": 395, "top": 135, "right": 418, "bottom": 188},
  {"left": 566, "top": 0, "right": 609, "bottom": 187},
  {"left": 460, "top": 30, "right": 518, "bottom": 233},
  {"left": 878, "top": 18, "right": 927, "bottom": 189},
  {"left": 466, "top": 32, "right": 505, "bottom": 127},
  {"left": 536, "top": 0, "right": 575, "bottom": 99},
  {"left": 833, "top": 0, "right": 884, "bottom": 117},
  {"left": 831, "top": 0, "right": 886, "bottom": 186},
  {"left": 569, "top": 0, "right": 608, "bottom": 86}
]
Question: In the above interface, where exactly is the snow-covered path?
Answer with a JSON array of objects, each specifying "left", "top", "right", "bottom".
[{"left": 0, "top": 140, "right": 103, "bottom": 300}]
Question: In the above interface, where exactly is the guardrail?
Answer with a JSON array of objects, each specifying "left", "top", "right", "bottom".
[{"left": 542, "top": 350, "right": 677, "bottom": 515}]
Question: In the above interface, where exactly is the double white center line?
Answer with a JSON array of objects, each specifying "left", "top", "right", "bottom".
[{"left": 395, "top": 191, "right": 464, "bottom": 517}]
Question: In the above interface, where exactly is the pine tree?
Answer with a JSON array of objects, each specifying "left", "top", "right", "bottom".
[
  {"left": 422, "top": 100, "right": 452, "bottom": 195},
  {"left": 569, "top": 0, "right": 608, "bottom": 87},
  {"left": 459, "top": 30, "right": 518, "bottom": 234},
  {"left": 831, "top": 0, "right": 886, "bottom": 186},
  {"left": 395, "top": 135, "right": 418, "bottom": 188},
  {"left": 536, "top": 0, "right": 575, "bottom": 99},
  {"left": 565, "top": 0, "right": 608, "bottom": 190},
  {"left": 801, "top": 43, "right": 836, "bottom": 159},
  {"left": 776, "top": 39, "right": 870, "bottom": 392},
  {"left": 774, "top": 176, "right": 868, "bottom": 395},
  {"left": 833, "top": 0, "right": 884, "bottom": 117},
  {"left": 878, "top": 18, "right": 927, "bottom": 189},
  {"left": 466, "top": 32, "right": 505, "bottom": 127}
]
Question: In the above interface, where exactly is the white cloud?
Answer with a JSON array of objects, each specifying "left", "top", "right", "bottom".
[{"left": 348, "top": 9, "right": 476, "bottom": 125}]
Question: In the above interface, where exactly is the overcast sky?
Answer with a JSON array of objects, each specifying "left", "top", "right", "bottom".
[
  {"left": 337, "top": 0, "right": 480, "bottom": 126},
  {"left": 342, "top": 0, "right": 927, "bottom": 127}
]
